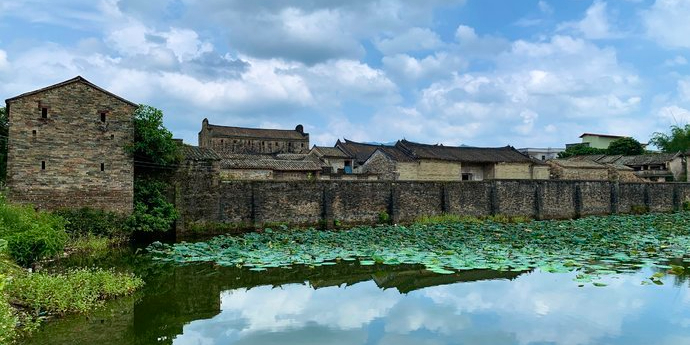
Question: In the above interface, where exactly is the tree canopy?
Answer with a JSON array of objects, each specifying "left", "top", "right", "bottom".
[
  {"left": 557, "top": 144, "right": 606, "bottom": 159},
  {"left": 606, "top": 137, "right": 645, "bottom": 156},
  {"left": 127, "top": 105, "right": 181, "bottom": 166},
  {"left": 650, "top": 125, "right": 690, "bottom": 153}
]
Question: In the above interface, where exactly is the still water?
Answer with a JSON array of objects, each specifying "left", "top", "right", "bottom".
[{"left": 26, "top": 251, "right": 690, "bottom": 345}]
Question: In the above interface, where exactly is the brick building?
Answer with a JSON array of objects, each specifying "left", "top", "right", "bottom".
[
  {"left": 4, "top": 76, "right": 137, "bottom": 213},
  {"left": 198, "top": 118, "right": 309, "bottom": 154}
]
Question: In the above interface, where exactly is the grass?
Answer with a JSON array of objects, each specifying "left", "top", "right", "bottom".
[{"left": 414, "top": 213, "right": 531, "bottom": 225}]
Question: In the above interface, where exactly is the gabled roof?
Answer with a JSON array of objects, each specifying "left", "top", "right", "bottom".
[
  {"left": 311, "top": 146, "right": 351, "bottom": 159},
  {"left": 573, "top": 153, "right": 681, "bottom": 166},
  {"left": 203, "top": 122, "right": 308, "bottom": 140},
  {"left": 220, "top": 157, "right": 322, "bottom": 171},
  {"left": 5, "top": 76, "right": 138, "bottom": 108},
  {"left": 182, "top": 145, "right": 221, "bottom": 161},
  {"left": 336, "top": 139, "right": 414, "bottom": 164},
  {"left": 397, "top": 140, "right": 534, "bottom": 164}
]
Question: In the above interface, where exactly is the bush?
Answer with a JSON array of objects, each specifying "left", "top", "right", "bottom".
[
  {"left": 378, "top": 211, "right": 390, "bottom": 224},
  {"left": 0, "top": 276, "right": 16, "bottom": 345},
  {"left": 0, "top": 201, "right": 68, "bottom": 266},
  {"left": 7, "top": 268, "right": 144, "bottom": 316},
  {"left": 126, "top": 178, "right": 178, "bottom": 233},
  {"left": 54, "top": 208, "right": 128, "bottom": 238}
]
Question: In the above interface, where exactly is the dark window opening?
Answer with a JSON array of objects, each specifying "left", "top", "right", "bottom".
[
  {"left": 100, "top": 163, "right": 105, "bottom": 172},
  {"left": 100, "top": 112, "right": 106, "bottom": 122},
  {"left": 541, "top": 155, "right": 546, "bottom": 160},
  {"left": 462, "top": 173, "right": 472, "bottom": 181},
  {"left": 41, "top": 161, "right": 45, "bottom": 170},
  {"left": 32, "top": 130, "right": 37, "bottom": 137},
  {"left": 41, "top": 108, "right": 48, "bottom": 119},
  {"left": 110, "top": 134, "right": 115, "bottom": 139}
]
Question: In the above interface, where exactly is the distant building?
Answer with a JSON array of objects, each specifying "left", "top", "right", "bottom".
[
  {"left": 578, "top": 133, "right": 627, "bottom": 149},
  {"left": 198, "top": 119, "right": 309, "bottom": 154},
  {"left": 518, "top": 147, "right": 565, "bottom": 161},
  {"left": 574, "top": 153, "right": 685, "bottom": 182},
  {"left": 4, "top": 76, "right": 136, "bottom": 213},
  {"left": 219, "top": 153, "right": 322, "bottom": 180},
  {"left": 309, "top": 146, "right": 354, "bottom": 174},
  {"left": 334, "top": 139, "right": 549, "bottom": 181}
]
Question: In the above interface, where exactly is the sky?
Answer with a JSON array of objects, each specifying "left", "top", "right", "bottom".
[{"left": 1, "top": 0, "right": 690, "bottom": 148}]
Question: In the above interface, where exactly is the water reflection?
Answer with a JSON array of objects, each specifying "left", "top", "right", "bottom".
[{"left": 26, "top": 257, "right": 690, "bottom": 345}]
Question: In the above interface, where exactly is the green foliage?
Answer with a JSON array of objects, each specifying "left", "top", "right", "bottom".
[
  {"left": 0, "top": 200, "right": 68, "bottom": 266},
  {"left": 127, "top": 105, "right": 181, "bottom": 166},
  {"left": 0, "top": 276, "right": 17, "bottom": 345},
  {"left": 557, "top": 144, "right": 607, "bottom": 158},
  {"left": 54, "top": 208, "right": 128, "bottom": 238},
  {"left": 630, "top": 204, "right": 649, "bottom": 215},
  {"left": 7, "top": 268, "right": 143, "bottom": 316},
  {"left": 150, "top": 212, "right": 690, "bottom": 286},
  {"left": 127, "top": 178, "right": 178, "bottom": 232},
  {"left": 378, "top": 211, "right": 390, "bottom": 224},
  {"left": 68, "top": 234, "right": 115, "bottom": 254},
  {"left": 0, "top": 107, "right": 7, "bottom": 183},
  {"left": 415, "top": 214, "right": 531, "bottom": 225},
  {"left": 650, "top": 124, "right": 690, "bottom": 153},
  {"left": 606, "top": 137, "right": 645, "bottom": 155},
  {"left": 683, "top": 200, "right": 690, "bottom": 211}
]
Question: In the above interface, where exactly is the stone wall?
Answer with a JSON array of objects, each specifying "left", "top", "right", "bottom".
[
  {"left": 174, "top": 176, "right": 690, "bottom": 237},
  {"left": 6, "top": 79, "right": 135, "bottom": 213}
]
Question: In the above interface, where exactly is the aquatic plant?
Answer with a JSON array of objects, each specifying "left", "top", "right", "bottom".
[{"left": 148, "top": 212, "right": 690, "bottom": 284}]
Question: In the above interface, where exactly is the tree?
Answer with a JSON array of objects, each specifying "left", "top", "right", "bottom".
[
  {"left": 127, "top": 105, "right": 181, "bottom": 166},
  {"left": 606, "top": 137, "right": 644, "bottom": 155},
  {"left": 557, "top": 144, "right": 606, "bottom": 159},
  {"left": 650, "top": 124, "right": 690, "bottom": 153}
]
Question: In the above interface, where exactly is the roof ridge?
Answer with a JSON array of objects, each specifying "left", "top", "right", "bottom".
[{"left": 5, "top": 76, "right": 138, "bottom": 107}]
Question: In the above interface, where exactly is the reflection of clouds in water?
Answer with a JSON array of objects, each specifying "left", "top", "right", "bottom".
[{"left": 174, "top": 270, "right": 690, "bottom": 345}]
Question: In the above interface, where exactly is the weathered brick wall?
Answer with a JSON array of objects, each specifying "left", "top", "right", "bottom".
[
  {"left": 493, "top": 163, "right": 533, "bottom": 180},
  {"left": 6, "top": 81, "right": 135, "bottom": 213},
  {"left": 415, "top": 160, "right": 462, "bottom": 181},
  {"left": 174, "top": 176, "right": 690, "bottom": 237}
]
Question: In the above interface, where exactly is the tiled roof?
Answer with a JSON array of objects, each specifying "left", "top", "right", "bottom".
[
  {"left": 397, "top": 140, "right": 533, "bottom": 163},
  {"left": 550, "top": 159, "right": 608, "bottom": 169},
  {"left": 205, "top": 123, "right": 308, "bottom": 140},
  {"left": 221, "top": 158, "right": 322, "bottom": 171},
  {"left": 5, "top": 76, "right": 138, "bottom": 107},
  {"left": 579, "top": 133, "right": 627, "bottom": 139},
  {"left": 182, "top": 145, "right": 221, "bottom": 161},
  {"left": 336, "top": 139, "right": 415, "bottom": 164},
  {"left": 572, "top": 153, "right": 681, "bottom": 166},
  {"left": 312, "top": 146, "right": 351, "bottom": 158}
]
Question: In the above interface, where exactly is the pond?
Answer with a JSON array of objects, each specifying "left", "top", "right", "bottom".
[{"left": 24, "top": 249, "right": 690, "bottom": 345}]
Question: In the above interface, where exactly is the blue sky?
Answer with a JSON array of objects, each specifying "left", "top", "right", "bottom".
[{"left": 1, "top": 0, "right": 690, "bottom": 148}]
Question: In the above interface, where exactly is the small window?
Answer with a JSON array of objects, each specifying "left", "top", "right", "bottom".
[
  {"left": 32, "top": 130, "right": 37, "bottom": 137},
  {"left": 100, "top": 163, "right": 105, "bottom": 172},
  {"left": 110, "top": 134, "right": 115, "bottom": 139},
  {"left": 41, "top": 161, "right": 45, "bottom": 170},
  {"left": 541, "top": 155, "right": 546, "bottom": 160},
  {"left": 41, "top": 108, "right": 48, "bottom": 119},
  {"left": 462, "top": 173, "right": 472, "bottom": 181},
  {"left": 100, "top": 112, "right": 106, "bottom": 122}
]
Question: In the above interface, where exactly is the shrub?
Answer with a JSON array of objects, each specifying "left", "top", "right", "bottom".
[
  {"left": 378, "top": 211, "right": 390, "bottom": 224},
  {"left": 0, "top": 275, "right": 16, "bottom": 345},
  {"left": 7, "top": 268, "right": 144, "bottom": 316},
  {"left": 0, "top": 201, "right": 68, "bottom": 266},
  {"left": 54, "top": 208, "right": 128, "bottom": 238},
  {"left": 631, "top": 205, "right": 649, "bottom": 215},
  {"left": 127, "top": 178, "right": 178, "bottom": 233},
  {"left": 682, "top": 200, "right": 690, "bottom": 211}
]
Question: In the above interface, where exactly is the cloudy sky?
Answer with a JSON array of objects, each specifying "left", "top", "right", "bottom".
[{"left": 1, "top": 0, "right": 690, "bottom": 148}]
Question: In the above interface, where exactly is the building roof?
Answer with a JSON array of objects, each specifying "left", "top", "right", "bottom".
[
  {"left": 311, "top": 146, "right": 351, "bottom": 159},
  {"left": 336, "top": 139, "right": 415, "bottom": 164},
  {"left": 203, "top": 121, "right": 308, "bottom": 140},
  {"left": 550, "top": 159, "right": 609, "bottom": 169},
  {"left": 220, "top": 157, "right": 322, "bottom": 171},
  {"left": 579, "top": 133, "right": 626, "bottom": 139},
  {"left": 5, "top": 76, "right": 138, "bottom": 108},
  {"left": 397, "top": 140, "right": 534, "bottom": 164},
  {"left": 573, "top": 153, "right": 681, "bottom": 166},
  {"left": 182, "top": 145, "right": 221, "bottom": 161}
]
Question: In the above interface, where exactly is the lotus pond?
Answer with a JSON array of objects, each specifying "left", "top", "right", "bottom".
[{"left": 24, "top": 213, "right": 690, "bottom": 344}]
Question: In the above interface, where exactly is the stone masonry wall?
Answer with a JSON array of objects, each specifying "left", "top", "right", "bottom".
[
  {"left": 6, "top": 81, "right": 135, "bottom": 213},
  {"left": 174, "top": 176, "right": 690, "bottom": 237}
]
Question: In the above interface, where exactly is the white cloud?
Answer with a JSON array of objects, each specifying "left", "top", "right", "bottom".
[
  {"left": 644, "top": 0, "right": 690, "bottom": 49},
  {"left": 539, "top": 1, "right": 554, "bottom": 14},
  {"left": 559, "top": 1, "right": 618, "bottom": 40},
  {"left": 375, "top": 27, "right": 444, "bottom": 55},
  {"left": 656, "top": 105, "right": 690, "bottom": 126},
  {"left": 0, "top": 49, "right": 8, "bottom": 70},
  {"left": 382, "top": 53, "right": 465, "bottom": 85},
  {"left": 665, "top": 55, "right": 688, "bottom": 67}
]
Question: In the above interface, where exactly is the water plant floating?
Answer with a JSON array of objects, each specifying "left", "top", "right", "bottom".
[{"left": 147, "top": 213, "right": 690, "bottom": 285}]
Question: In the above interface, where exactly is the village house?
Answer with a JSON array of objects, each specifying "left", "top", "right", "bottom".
[
  {"left": 309, "top": 146, "right": 354, "bottom": 174},
  {"left": 4, "top": 76, "right": 136, "bottom": 213},
  {"left": 518, "top": 147, "right": 564, "bottom": 161},
  {"left": 567, "top": 133, "right": 627, "bottom": 150},
  {"left": 334, "top": 139, "right": 549, "bottom": 181},
  {"left": 198, "top": 118, "right": 309, "bottom": 154},
  {"left": 558, "top": 153, "right": 686, "bottom": 182},
  {"left": 219, "top": 153, "right": 322, "bottom": 180}
]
